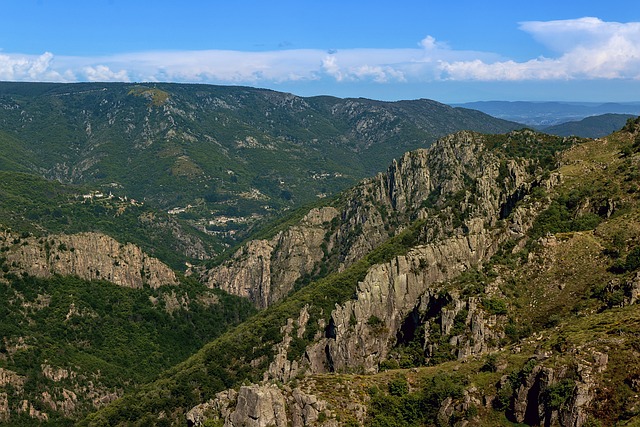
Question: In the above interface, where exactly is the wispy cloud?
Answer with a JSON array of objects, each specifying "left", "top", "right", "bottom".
[{"left": 0, "top": 17, "right": 638, "bottom": 85}]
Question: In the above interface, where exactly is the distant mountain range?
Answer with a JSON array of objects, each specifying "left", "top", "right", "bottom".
[
  {"left": 453, "top": 100, "right": 640, "bottom": 127},
  {"left": 542, "top": 113, "right": 637, "bottom": 138}
]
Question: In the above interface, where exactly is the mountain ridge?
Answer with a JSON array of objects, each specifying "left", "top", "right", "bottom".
[
  {"left": 76, "top": 126, "right": 600, "bottom": 426},
  {"left": 542, "top": 113, "right": 636, "bottom": 138},
  {"left": 2, "top": 81, "right": 640, "bottom": 426},
  {"left": 81, "top": 119, "right": 640, "bottom": 426},
  {"left": 0, "top": 81, "right": 522, "bottom": 266}
]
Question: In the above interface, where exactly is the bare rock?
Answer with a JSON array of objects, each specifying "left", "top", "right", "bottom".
[
  {"left": 201, "top": 207, "right": 338, "bottom": 308},
  {"left": 3, "top": 231, "right": 178, "bottom": 288},
  {"left": 627, "top": 272, "right": 640, "bottom": 305},
  {"left": 41, "top": 364, "right": 76, "bottom": 382},
  {"left": 229, "top": 385, "right": 288, "bottom": 427},
  {"left": 0, "top": 368, "right": 25, "bottom": 391}
]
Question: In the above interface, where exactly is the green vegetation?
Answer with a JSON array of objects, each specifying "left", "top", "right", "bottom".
[
  {"left": 70, "top": 120, "right": 640, "bottom": 425},
  {"left": 1, "top": 82, "right": 638, "bottom": 425},
  {"left": 529, "top": 196, "right": 603, "bottom": 239},
  {"left": 544, "top": 113, "right": 637, "bottom": 138},
  {"left": 543, "top": 378, "right": 576, "bottom": 411},
  {"left": 482, "top": 298, "right": 508, "bottom": 315},
  {"left": 0, "top": 81, "right": 520, "bottom": 264},
  {"left": 81, "top": 216, "right": 436, "bottom": 425},
  {"left": 128, "top": 86, "right": 170, "bottom": 106},
  {"left": 0, "top": 273, "right": 255, "bottom": 423},
  {"left": 483, "top": 129, "right": 578, "bottom": 167},
  {"left": 367, "top": 373, "right": 465, "bottom": 427},
  {"left": 0, "top": 171, "right": 218, "bottom": 270}
]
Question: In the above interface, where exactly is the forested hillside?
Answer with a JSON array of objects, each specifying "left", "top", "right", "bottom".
[{"left": 0, "top": 82, "right": 520, "bottom": 265}]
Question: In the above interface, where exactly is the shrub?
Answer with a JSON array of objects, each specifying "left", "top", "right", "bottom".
[
  {"left": 483, "top": 298, "right": 508, "bottom": 315},
  {"left": 543, "top": 379, "right": 575, "bottom": 411},
  {"left": 481, "top": 354, "right": 498, "bottom": 373},
  {"left": 367, "top": 373, "right": 464, "bottom": 427},
  {"left": 388, "top": 376, "right": 409, "bottom": 397},
  {"left": 367, "top": 315, "right": 384, "bottom": 327},
  {"left": 624, "top": 247, "right": 640, "bottom": 272},
  {"left": 493, "top": 382, "right": 513, "bottom": 411}
]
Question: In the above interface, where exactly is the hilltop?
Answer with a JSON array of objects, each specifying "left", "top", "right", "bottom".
[
  {"left": 0, "top": 82, "right": 521, "bottom": 267},
  {"left": 453, "top": 100, "right": 640, "bottom": 127},
  {"left": 543, "top": 113, "right": 636, "bottom": 138}
]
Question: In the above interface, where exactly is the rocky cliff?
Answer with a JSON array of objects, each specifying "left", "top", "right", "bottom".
[
  {"left": 177, "top": 130, "right": 564, "bottom": 424},
  {"left": 199, "top": 130, "right": 545, "bottom": 309},
  {"left": 81, "top": 119, "right": 640, "bottom": 427},
  {"left": 0, "top": 230, "right": 178, "bottom": 288},
  {"left": 199, "top": 207, "right": 339, "bottom": 308}
]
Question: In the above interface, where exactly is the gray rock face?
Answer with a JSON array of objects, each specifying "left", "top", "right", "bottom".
[
  {"left": 200, "top": 130, "right": 540, "bottom": 309},
  {"left": 626, "top": 271, "right": 640, "bottom": 305},
  {"left": 2, "top": 231, "right": 178, "bottom": 289},
  {"left": 500, "top": 349, "right": 606, "bottom": 427},
  {"left": 200, "top": 207, "right": 338, "bottom": 308},
  {"left": 187, "top": 384, "right": 328, "bottom": 427},
  {"left": 186, "top": 130, "right": 565, "bottom": 427},
  {"left": 304, "top": 219, "right": 504, "bottom": 375},
  {"left": 512, "top": 364, "right": 558, "bottom": 424},
  {"left": 229, "top": 385, "right": 288, "bottom": 427}
]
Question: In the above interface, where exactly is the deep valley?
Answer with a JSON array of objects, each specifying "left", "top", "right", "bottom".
[{"left": 0, "top": 82, "right": 640, "bottom": 426}]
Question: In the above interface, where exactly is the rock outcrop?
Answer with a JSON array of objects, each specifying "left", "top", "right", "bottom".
[
  {"left": 199, "top": 207, "right": 339, "bottom": 308},
  {"left": 199, "top": 130, "right": 544, "bottom": 308},
  {"left": 496, "top": 351, "right": 605, "bottom": 427},
  {"left": 187, "top": 384, "right": 331, "bottom": 427},
  {"left": 305, "top": 220, "right": 503, "bottom": 375},
  {"left": 1, "top": 231, "right": 178, "bottom": 288},
  {"left": 192, "top": 131, "right": 561, "bottom": 426}
]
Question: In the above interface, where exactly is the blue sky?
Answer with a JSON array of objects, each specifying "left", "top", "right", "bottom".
[{"left": 1, "top": 0, "right": 640, "bottom": 102}]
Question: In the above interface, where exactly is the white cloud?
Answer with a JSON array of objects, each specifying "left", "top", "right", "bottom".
[
  {"left": 82, "top": 65, "right": 130, "bottom": 82},
  {"left": 0, "top": 52, "right": 67, "bottom": 81},
  {"left": 1, "top": 18, "right": 639, "bottom": 85},
  {"left": 519, "top": 17, "right": 640, "bottom": 53},
  {"left": 442, "top": 17, "right": 640, "bottom": 81}
]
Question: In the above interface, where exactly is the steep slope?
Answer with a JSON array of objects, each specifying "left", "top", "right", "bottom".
[
  {"left": 198, "top": 129, "right": 569, "bottom": 309},
  {"left": 80, "top": 128, "right": 581, "bottom": 426},
  {"left": 0, "top": 171, "right": 217, "bottom": 270},
  {"left": 177, "top": 117, "right": 640, "bottom": 427},
  {"left": 1, "top": 230, "right": 178, "bottom": 289},
  {"left": 0, "top": 224, "right": 257, "bottom": 425},
  {"left": 0, "top": 82, "right": 521, "bottom": 258},
  {"left": 0, "top": 272, "right": 256, "bottom": 425}
]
